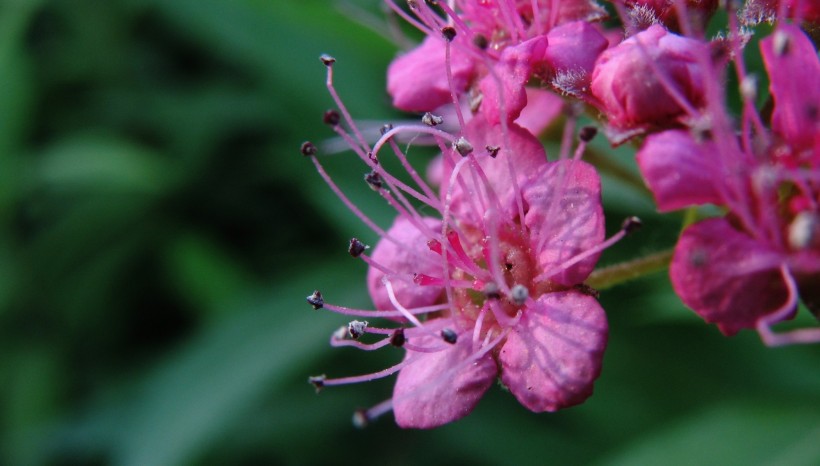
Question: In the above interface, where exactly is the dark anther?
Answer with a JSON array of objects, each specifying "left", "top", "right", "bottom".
[
  {"left": 309, "top": 375, "right": 326, "bottom": 393},
  {"left": 348, "top": 320, "right": 368, "bottom": 339},
  {"left": 579, "top": 126, "right": 598, "bottom": 142},
  {"left": 407, "top": 0, "right": 418, "bottom": 9},
  {"left": 473, "top": 34, "right": 489, "bottom": 50},
  {"left": 621, "top": 216, "right": 643, "bottom": 235},
  {"left": 573, "top": 283, "right": 600, "bottom": 299},
  {"left": 483, "top": 282, "right": 501, "bottom": 300},
  {"left": 486, "top": 145, "right": 500, "bottom": 158},
  {"left": 441, "top": 26, "right": 457, "bottom": 42},
  {"left": 441, "top": 328, "right": 458, "bottom": 344},
  {"left": 348, "top": 238, "right": 367, "bottom": 257},
  {"left": 368, "top": 151, "right": 379, "bottom": 164},
  {"left": 455, "top": 137, "right": 474, "bottom": 156},
  {"left": 352, "top": 409, "right": 369, "bottom": 429},
  {"left": 365, "top": 171, "right": 384, "bottom": 190},
  {"left": 380, "top": 123, "right": 394, "bottom": 135},
  {"left": 306, "top": 290, "right": 324, "bottom": 309},
  {"left": 390, "top": 328, "right": 406, "bottom": 347},
  {"left": 319, "top": 54, "right": 336, "bottom": 66},
  {"left": 511, "top": 284, "right": 529, "bottom": 306},
  {"left": 422, "top": 112, "right": 444, "bottom": 126},
  {"left": 323, "top": 109, "right": 340, "bottom": 126},
  {"left": 300, "top": 141, "right": 317, "bottom": 157}
]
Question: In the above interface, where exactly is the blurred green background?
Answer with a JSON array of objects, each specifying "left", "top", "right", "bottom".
[{"left": 0, "top": 0, "right": 817, "bottom": 465}]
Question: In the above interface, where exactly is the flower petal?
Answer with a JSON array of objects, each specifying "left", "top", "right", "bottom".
[
  {"left": 499, "top": 291, "right": 608, "bottom": 412},
  {"left": 670, "top": 218, "right": 790, "bottom": 336},
  {"left": 367, "top": 216, "right": 444, "bottom": 311},
  {"left": 387, "top": 36, "right": 475, "bottom": 113},
  {"left": 522, "top": 160, "right": 605, "bottom": 286},
  {"left": 393, "top": 319, "right": 497, "bottom": 429},
  {"left": 760, "top": 24, "right": 820, "bottom": 152},
  {"left": 515, "top": 88, "right": 564, "bottom": 136},
  {"left": 636, "top": 129, "right": 723, "bottom": 211},
  {"left": 479, "top": 35, "right": 548, "bottom": 125},
  {"left": 442, "top": 115, "right": 547, "bottom": 225}
]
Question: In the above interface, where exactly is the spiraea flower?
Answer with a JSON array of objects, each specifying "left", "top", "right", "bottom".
[
  {"left": 636, "top": 24, "right": 820, "bottom": 346},
  {"left": 386, "top": 0, "right": 609, "bottom": 125},
  {"left": 304, "top": 56, "right": 638, "bottom": 428},
  {"left": 590, "top": 24, "right": 708, "bottom": 143}
]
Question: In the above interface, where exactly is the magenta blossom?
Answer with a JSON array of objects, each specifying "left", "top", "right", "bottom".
[
  {"left": 304, "top": 57, "right": 638, "bottom": 428},
  {"left": 386, "top": 0, "right": 608, "bottom": 125},
  {"left": 636, "top": 25, "right": 820, "bottom": 345},
  {"left": 590, "top": 24, "right": 707, "bottom": 143}
]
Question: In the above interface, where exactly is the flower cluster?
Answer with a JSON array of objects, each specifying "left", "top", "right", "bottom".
[{"left": 302, "top": 1, "right": 820, "bottom": 428}]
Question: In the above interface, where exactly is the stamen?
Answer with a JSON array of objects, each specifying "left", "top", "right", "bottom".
[
  {"left": 757, "top": 265, "right": 820, "bottom": 346},
  {"left": 308, "top": 374, "right": 326, "bottom": 393},
  {"left": 422, "top": 112, "right": 444, "bottom": 127},
  {"left": 307, "top": 290, "right": 324, "bottom": 309},
  {"left": 510, "top": 284, "right": 529, "bottom": 306},
  {"left": 320, "top": 359, "right": 414, "bottom": 387},
  {"left": 483, "top": 281, "right": 501, "bottom": 300},
  {"left": 579, "top": 126, "right": 598, "bottom": 143},
  {"left": 323, "top": 109, "right": 341, "bottom": 127},
  {"left": 323, "top": 302, "right": 449, "bottom": 318},
  {"left": 441, "top": 25, "right": 457, "bottom": 42},
  {"left": 390, "top": 328, "right": 407, "bottom": 347},
  {"left": 534, "top": 217, "right": 642, "bottom": 282},
  {"left": 348, "top": 320, "right": 369, "bottom": 339},
  {"left": 300, "top": 141, "right": 318, "bottom": 157},
  {"left": 365, "top": 170, "right": 385, "bottom": 190},
  {"left": 441, "top": 328, "right": 458, "bottom": 344},
  {"left": 348, "top": 238, "right": 368, "bottom": 257}
]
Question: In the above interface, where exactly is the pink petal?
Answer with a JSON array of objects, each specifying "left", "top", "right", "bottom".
[
  {"left": 479, "top": 35, "right": 548, "bottom": 125},
  {"left": 670, "top": 218, "right": 790, "bottom": 336},
  {"left": 387, "top": 36, "right": 475, "bottom": 113},
  {"left": 590, "top": 25, "right": 706, "bottom": 137},
  {"left": 760, "top": 25, "right": 820, "bottom": 152},
  {"left": 515, "top": 88, "right": 564, "bottom": 136},
  {"left": 636, "top": 129, "right": 724, "bottom": 211},
  {"left": 499, "top": 291, "right": 608, "bottom": 412},
  {"left": 522, "top": 160, "right": 605, "bottom": 286},
  {"left": 367, "top": 216, "right": 444, "bottom": 311},
  {"left": 442, "top": 116, "right": 547, "bottom": 225},
  {"left": 544, "top": 21, "right": 608, "bottom": 96},
  {"left": 393, "top": 319, "right": 497, "bottom": 429}
]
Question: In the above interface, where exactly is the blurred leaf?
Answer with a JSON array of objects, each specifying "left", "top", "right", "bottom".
[{"left": 598, "top": 400, "right": 820, "bottom": 466}]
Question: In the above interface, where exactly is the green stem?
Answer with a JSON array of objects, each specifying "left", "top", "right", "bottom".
[{"left": 586, "top": 249, "right": 674, "bottom": 290}]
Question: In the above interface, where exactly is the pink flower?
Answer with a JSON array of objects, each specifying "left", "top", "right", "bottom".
[
  {"left": 741, "top": 0, "right": 820, "bottom": 25},
  {"left": 590, "top": 24, "right": 707, "bottom": 143},
  {"left": 636, "top": 25, "right": 820, "bottom": 345},
  {"left": 385, "top": 1, "right": 608, "bottom": 125},
  {"left": 616, "top": 0, "right": 718, "bottom": 33},
  {"left": 305, "top": 57, "right": 634, "bottom": 428}
]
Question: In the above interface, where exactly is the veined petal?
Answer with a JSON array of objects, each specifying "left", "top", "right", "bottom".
[
  {"left": 522, "top": 160, "right": 605, "bottom": 286},
  {"left": 367, "top": 216, "right": 444, "bottom": 311},
  {"left": 479, "top": 35, "right": 548, "bottom": 125},
  {"left": 442, "top": 116, "right": 547, "bottom": 225},
  {"left": 670, "top": 218, "right": 790, "bottom": 336},
  {"left": 393, "top": 319, "right": 497, "bottom": 429},
  {"left": 760, "top": 24, "right": 820, "bottom": 152},
  {"left": 387, "top": 35, "right": 475, "bottom": 113},
  {"left": 636, "top": 129, "right": 723, "bottom": 211},
  {"left": 499, "top": 291, "right": 608, "bottom": 412}
]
